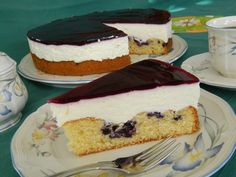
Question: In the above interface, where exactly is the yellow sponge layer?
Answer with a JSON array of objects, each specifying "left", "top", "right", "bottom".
[
  {"left": 62, "top": 106, "right": 199, "bottom": 156},
  {"left": 129, "top": 38, "right": 172, "bottom": 55}
]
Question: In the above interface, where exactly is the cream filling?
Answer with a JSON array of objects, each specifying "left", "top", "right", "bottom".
[
  {"left": 28, "top": 21, "right": 172, "bottom": 62},
  {"left": 105, "top": 21, "right": 172, "bottom": 43},
  {"left": 27, "top": 36, "right": 129, "bottom": 62},
  {"left": 49, "top": 83, "right": 200, "bottom": 127}
]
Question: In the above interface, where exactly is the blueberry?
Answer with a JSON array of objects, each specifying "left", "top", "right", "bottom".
[
  {"left": 147, "top": 111, "right": 164, "bottom": 118},
  {"left": 101, "top": 120, "right": 137, "bottom": 138},
  {"left": 109, "top": 132, "right": 120, "bottom": 138},
  {"left": 101, "top": 126, "right": 111, "bottom": 135},
  {"left": 173, "top": 115, "right": 182, "bottom": 121},
  {"left": 112, "top": 125, "right": 119, "bottom": 131},
  {"left": 133, "top": 37, "right": 149, "bottom": 46}
]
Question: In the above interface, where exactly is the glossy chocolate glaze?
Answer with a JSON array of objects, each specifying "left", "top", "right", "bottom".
[
  {"left": 27, "top": 9, "right": 171, "bottom": 46},
  {"left": 48, "top": 59, "right": 199, "bottom": 104}
]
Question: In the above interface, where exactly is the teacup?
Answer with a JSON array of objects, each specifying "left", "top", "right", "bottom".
[{"left": 206, "top": 16, "right": 236, "bottom": 78}]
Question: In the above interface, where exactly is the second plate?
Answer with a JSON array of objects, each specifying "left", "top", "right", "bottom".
[
  {"left": 181, "top": 52, "right": 236, "bottom": 90},
  {"left": 18, "top": 35, "right": 187, "bottom": 88}
]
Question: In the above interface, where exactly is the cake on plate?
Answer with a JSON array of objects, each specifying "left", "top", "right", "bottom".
[
  {"left": 27, "top": 8, "right": 172, "bottom": 76},
  {"left": 48, "top": 59, "right": 200, "bottom": 156}
]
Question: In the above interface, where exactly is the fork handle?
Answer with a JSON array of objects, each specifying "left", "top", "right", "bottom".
[{"left": 49, "top": 161, "right": 117, "bottom": 177}]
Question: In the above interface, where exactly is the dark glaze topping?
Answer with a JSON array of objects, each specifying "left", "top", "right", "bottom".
[
  {"left": 27, "top": 17, "right": 126, "bottom": 45},
  {"left": 48, "top": 59, "right": 199, "bottom": 104},
  {"left": 85, "top": 8, "right": 171, "bottom": 24},
  {"left": 27, "top": 8, "right": 171, "bottom": 46}
]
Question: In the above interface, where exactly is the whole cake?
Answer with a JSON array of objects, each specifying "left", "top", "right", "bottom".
[
  {"left": 27, "top": 8, "right": 172, "bottom": 76},
  {"left": 48, "top": 59, "right": 200, "bottom": 156}
]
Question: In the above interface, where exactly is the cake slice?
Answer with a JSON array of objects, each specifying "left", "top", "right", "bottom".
[{"left": 48, "top": 59, "right": 200, "bottom": 156}]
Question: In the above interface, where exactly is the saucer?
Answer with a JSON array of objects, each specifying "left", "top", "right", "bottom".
[{"left": 181, "top": 52, "right": 236, "bottom": 89}]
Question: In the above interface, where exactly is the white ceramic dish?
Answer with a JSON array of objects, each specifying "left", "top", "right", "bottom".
[
  {"left": 11, "top": 89, "right": 236, "bottom": 177},
  {"left": 18, "top": 35, "right": 187, "bottom": 88},
  {"left": 181, "top": 52, "right": 236, "bottom": 90},
  {"left": 206, "top": 16, "right": 236, "bottom": 78}
]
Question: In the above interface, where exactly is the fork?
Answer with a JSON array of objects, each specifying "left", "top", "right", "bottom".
[{"left": 49, "top": 137, "right": 180, "bottom": 177}]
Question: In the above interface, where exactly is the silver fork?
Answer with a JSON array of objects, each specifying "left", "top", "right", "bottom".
[{"left": 49, "top": 137, "right": 180, "bottom": 177}]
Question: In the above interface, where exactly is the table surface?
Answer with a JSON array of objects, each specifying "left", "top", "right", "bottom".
[{"left": 1, "top": 0, "right": 236, "bottom": 176}]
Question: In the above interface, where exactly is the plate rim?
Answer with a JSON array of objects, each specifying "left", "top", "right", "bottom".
[
  {"left": 11, "top": 89, "right": 236, "bottom": 177},
  {"left": 181, "top": 52, "right": 236, "bottom": 89},
  {"left": 18, "top": 35, "right": 187, "bottom": 87}
]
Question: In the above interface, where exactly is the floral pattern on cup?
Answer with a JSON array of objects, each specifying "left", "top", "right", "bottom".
[
  {"left": 31, "top": 113, "right": 62, "bottom": 157},
  {"left": 209, "top": 35, "right": 236, "bottom": 56},
  {"left": 13, "top": 76, "right": 26, "bottom": 96},
  {"left": 229, "top": 41, "right": 236, "bottom": 55},
  {"left": 0, "top": 75, "right": 27, "bottom": 118},
  {"left": 0, "top": 105, "right": 11, "bottom": 116},
  {"left": 0, "top": 89, "right": 12, "bottom": 116},
  {"left": 0, "top": 89, "right": 12, "bottom": 102}
]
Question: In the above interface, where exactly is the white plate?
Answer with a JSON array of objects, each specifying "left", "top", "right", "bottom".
[
  {"left": 18, "top": 35, "right": 187, "bottom": 88},
  {"left": 11, "top": 89, "right": 236, "bottom": 177},
  {"left": 181, "top": 52, "right": 236, "bottom": 90}
]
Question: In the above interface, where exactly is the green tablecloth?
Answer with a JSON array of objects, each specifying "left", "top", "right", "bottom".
[{"left": 0, "top": 0, "right": 236, "bottom": 176}]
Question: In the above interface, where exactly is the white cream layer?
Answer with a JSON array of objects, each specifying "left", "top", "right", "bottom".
[
  {"left": 27, "top": 36, "right": 129, "bottom": 62},
  {"left": 105, "top": 21, "right": 172, "bottom": 43},
  {"left": 28, "top": 21, "right": 172, "bottom": 62},
  {"left": 49, "top": 83, "right": 200, "bottom": 127}
]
